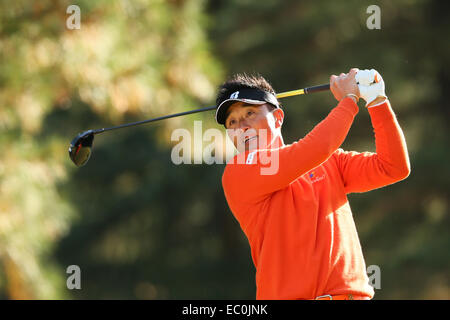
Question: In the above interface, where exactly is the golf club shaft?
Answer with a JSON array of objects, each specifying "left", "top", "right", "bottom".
[
  {"left": 94, "top": 83, "right": 330, "bottom": 134},
  {"left": 94, "top": 105, "right": 217, "bottom": 134},
  {"left": 276, "top": 84, "right": 330, "bottom": 98}
]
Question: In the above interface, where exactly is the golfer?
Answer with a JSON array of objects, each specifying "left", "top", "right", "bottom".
[{"left": 215, "top": 68, "right": 410, "bottom": 300}]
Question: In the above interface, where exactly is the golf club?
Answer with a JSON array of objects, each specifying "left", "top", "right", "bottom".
[{"left": 68, "top": 83, "right": 330, "bottom": 167}]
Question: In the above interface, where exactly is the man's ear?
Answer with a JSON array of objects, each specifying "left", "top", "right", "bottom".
[{"left": 273, "top": 108, "right": 284, "bottom": 129}]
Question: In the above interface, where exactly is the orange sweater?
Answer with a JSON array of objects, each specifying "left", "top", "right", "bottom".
[{"left": 222, "top": 97, "right": 410, "bottom": 300}]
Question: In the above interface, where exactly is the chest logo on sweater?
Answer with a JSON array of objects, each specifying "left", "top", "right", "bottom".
[{"left": 309, "top": 171, "right": 326, "bottom": 183}]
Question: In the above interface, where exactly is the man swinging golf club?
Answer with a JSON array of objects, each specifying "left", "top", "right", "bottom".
[{"left": 216, "top": 68, "right": 410, "bottom": 300}]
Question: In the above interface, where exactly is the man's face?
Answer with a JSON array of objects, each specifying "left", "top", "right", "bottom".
[{"left": 224, "top": 102, "right": 284, "bottom": 152}]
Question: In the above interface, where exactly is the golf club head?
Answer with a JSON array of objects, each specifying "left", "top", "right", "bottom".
[{"left": 68, "top": 130, "right": 95, "bottom": 167}]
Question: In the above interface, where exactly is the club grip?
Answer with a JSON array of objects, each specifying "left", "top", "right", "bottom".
[{"left": 304, "top": 84, "right": 330, "bottom": 94}]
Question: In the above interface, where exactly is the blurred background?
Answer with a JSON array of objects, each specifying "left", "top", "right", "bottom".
[{"left": 0, "top": 0, "right": 448, "bottom": 299}]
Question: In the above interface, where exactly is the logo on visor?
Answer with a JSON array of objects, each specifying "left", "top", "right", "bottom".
[{"left": 230, "top": 91, "right": 239, "bottom": 99}]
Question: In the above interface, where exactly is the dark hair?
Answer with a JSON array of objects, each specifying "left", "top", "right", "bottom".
[{"left": 216, "top": 73, "right": 280, "bottom": 109}]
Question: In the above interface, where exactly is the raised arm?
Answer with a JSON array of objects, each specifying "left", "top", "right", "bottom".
[
  {"left": 333, "top": 98, "right": 410, "bottom": 193},
  {"left": 333, "top": 70, "right": 410, "bottom": 193}
]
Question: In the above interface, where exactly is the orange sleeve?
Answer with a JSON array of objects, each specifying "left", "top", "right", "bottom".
[
  {"left": 223, "top": 97, "right": 359, "bottom": 202},
  {"left": 333, "top": 100, "right": 411, "bottom": 194}
]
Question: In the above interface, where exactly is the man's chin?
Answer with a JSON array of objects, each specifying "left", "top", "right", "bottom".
[{"left": 235, "top": 135, "right": 280, "bottom": 153}]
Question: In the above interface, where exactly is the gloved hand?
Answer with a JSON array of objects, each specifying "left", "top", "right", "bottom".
[{"left": 355, "top": 69, "right": 387, "bottom": 106}]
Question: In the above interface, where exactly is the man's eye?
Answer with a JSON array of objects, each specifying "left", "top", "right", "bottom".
[
  {"left": 229, "top": 119, "right": 236, "bottom": 125},
  {"left": 247, "top": 111, "right": 254, "bottom": 116}
]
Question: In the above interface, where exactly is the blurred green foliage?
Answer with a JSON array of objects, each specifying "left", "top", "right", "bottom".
[{"left": 0, "top": 0, "right": 448, "bottom": 299}]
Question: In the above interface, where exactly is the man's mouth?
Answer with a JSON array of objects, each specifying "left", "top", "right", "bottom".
[{"left": 243, "top": 136, "right": 257, "bottom": 144}]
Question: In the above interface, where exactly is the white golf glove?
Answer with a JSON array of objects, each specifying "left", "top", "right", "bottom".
[{"left": 355, "top": 69, "right": 387, "bottom": 106}]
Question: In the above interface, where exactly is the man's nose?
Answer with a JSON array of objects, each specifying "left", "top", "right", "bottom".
[{"left": 238, "top": 119, "right": 251, "bottom": 131}]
